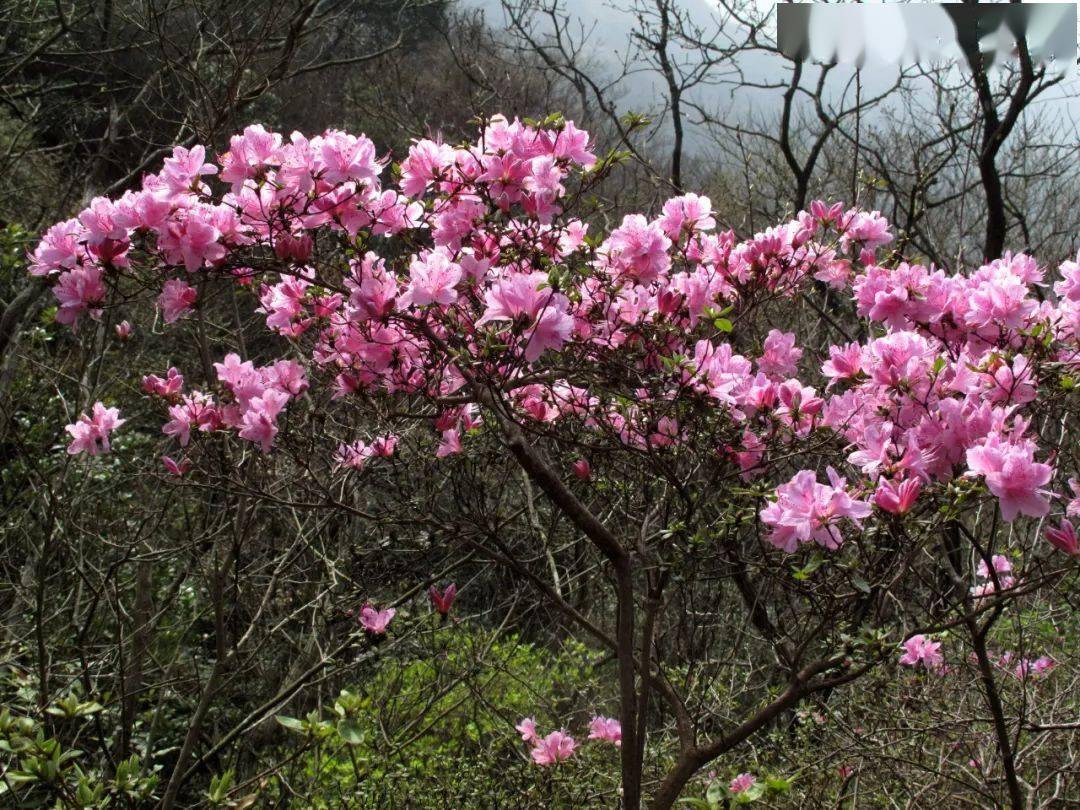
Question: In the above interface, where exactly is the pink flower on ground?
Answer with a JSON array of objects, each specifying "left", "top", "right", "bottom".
[
  {"left": 358, "top": 605, "right": 395, "bottom": 635},
  {"left": 899, "top": 634, "right": 943, "bottom": 670},
  {"left": 65, "top": 402, "right": 125, "bottom": 456},
  {"left": 729, "top": 773, "right": 756, "bottom": 795},
  {"left": 159, "top": 279, "right": 198, "bottom": 324},
  {"left": 515, "top": 717, "right": 538, "bottom": 744},
  {"left": 428, "top": 583, "right": 457, "bottom": 616},
  {"left": 1044, "top": 520, "right": 1079, "bottom": 556},
  {"left": 587, "top": 716, "right": 621, "bottom": 747},
  {"left": 530, "top": 731, "right": 576, "bottom": 766}
]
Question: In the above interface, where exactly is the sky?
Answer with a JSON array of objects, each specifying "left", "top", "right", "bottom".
[{"left": 463, "top": 0, "right": 1080, "bottom": 155}]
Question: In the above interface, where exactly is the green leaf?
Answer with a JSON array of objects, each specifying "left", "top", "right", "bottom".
[
  {"left": 765, "top": 776, "right": 793, "bottom": 793},
  {"left": 852, "top": 575, "right": 871, "bottom": 594},
  {"left": 714, "top": 317, "right": 733, "bottom": 333},
  {"left": 275, "top": 716, "right": 303, "bottom": 732},
  {"left": 338, "top": 719, "right": 364, "bottom": 746}
]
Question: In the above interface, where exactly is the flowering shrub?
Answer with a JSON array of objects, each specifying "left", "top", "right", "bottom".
[{"left": 32, "top": 114, "right": 1078, "bottom": 807}]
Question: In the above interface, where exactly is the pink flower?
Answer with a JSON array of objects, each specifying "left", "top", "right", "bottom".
[
  {"left": 821, "top": 342, "right": 863, "bottom": 384},
  {"left": 436, "top": 429, "right": 462, "bottom": 458},
  {"left": 218, "top": 124, "right": 282, "bottom": 191},
  {"left": 530, "top": 730, "right": 575, "bottom": 767},
  {"left": 428, "top": 583, "right": 457, "bottom": 616},
  {"left": 159, "top": 144, "right": 217, "bottom": 193},
  {"left": 603, "top": 214, "right": 671, "bottom": 284},
  {"left": 587, "top": 716, "right": 621, "bottom": 747},
  {"left": 899, "top": 634, "right": 943, "bottom": 670},
  {"left": 873, "top": 478, "right": 921, "bottom": 515},
  {"left": 976, "top": 554, "right": 1013, "bottom": 580},
  {"left": 156, "top": 204, "right": 226, "bottom": 271},
  {"left": 729, "top": 773, "right": 756, "bottom": 795},
  {"left": 358, "top": 604, "right": 395, "bottom": 635},
  {"left": 515, "top": 717, "right": 538, "bottom": 744},
  {"left": 658, "top": 193, "right": 715, "bottom": 239},
  {"left": 571, "top": 459, "right": 591, "bottom": 480},
  {"left": 335, "top": 440, "right": 372, "bottom": 470},
  {"left": 142, "top": 367, "right": 185, "bottom": 398},
  {"left": 477, "top": 271, "right": 574, "bottom": 361},
  {"left": 966, "top": 434, "right": 1053, "bottom": 522},
  {"left": 760, "top": 468, "right": 872, "bottom": 552},
  {"left": 399, "top": 250, "right": 462, "bottom": 308},
  {"left": 159, "top": 279, "right": 198, "bottom": 324},
  {"left": 53, "top": 266, "right": 106, "bottom": 327},
  {"left": 65, "top": 402, "right": 125, "bottom": 456},
  {"left": 1066, "top": 478, "right": 1080, "bottom": 518},
  {"left": 399, "top": 139, "right": 455, "bottom": 197},
  {"left": 1014, "top": 655, "right": 1055, "bottom": 681},
  {"left": 316, "top": 130, "right": 382, "bottom": 185},
  {"left": 31, "top": 218, "right": 83, "bottom": 275},
  {"left": 114, "top": 320, "right": 132, "bottom": 340},
  {"left": 757, "top": 330, "right": 803, "bottom": 380},
  {"left": 1044, "top": 520, "right": 1079, "bottom": 556},
  {"left": 840, "top": 209, "right": 892, "bottom": 252},
  {"left": 369, "top": 434, "right": 397, "bottom": 457},
  {"left": 161, "top": 455, "right": 191, "bottom": 476},
  {"left": 237, "top": 389, "right": 289, "bottom": 452}
]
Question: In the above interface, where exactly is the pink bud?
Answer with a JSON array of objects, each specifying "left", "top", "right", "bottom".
[
  {"left": 1045, "top": 520, "right": 1079, "bottom": 556},
  {"left": 428, "top": 583, "right": 457, "bottom": 616},
  {"left": 571, "top": 458, "right": 591, "bottom": 480},
  {"left": 161, "top": 455, "right": 191, "bottom": 476},
  {"left": 114, "top": 320, "right": 132, "bottom": 340}
]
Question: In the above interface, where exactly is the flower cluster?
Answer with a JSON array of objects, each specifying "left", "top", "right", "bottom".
[
  {"left": 515, "top": 713, "right": 621, "bottom": 767},
  {"left": 40, "top": 117, "right": 1077, "bottom": 578}
]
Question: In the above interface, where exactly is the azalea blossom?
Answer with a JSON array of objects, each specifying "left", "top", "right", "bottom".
[
  {"left": 66, "top": 402, "right": 125, "bottom": 456},
  {"left": 357, "top": 605, "right": 395, "bottom": 635},
  {"left": 966, "top": 434, "right": 1054, "bottom": 521},
  {"left": 873, "top": 478, "right": 921, "bottom": 515},
  {"left": 530, "top": 730, "right": 575, "bottom": 766},
  {"left": 1044, "top": 520, "right": 1079, "bottom": 556},
  {"left": 587, "top": 716, "right": 621, "bottom": 747},
  {"left": 760, "top": 468, "right": 872, "bottom": 552},
  {"left": 159, "top": 279, "right": 198, "bottom": 324},
  {"left": 515, "top": 717, "right": 538, "bottom": 744},
  {"left": 729, "top": 773, "right": 756, "bottom": 795},
  {"left": 899, "top": 634, "right": 943, "bottom": 670}
]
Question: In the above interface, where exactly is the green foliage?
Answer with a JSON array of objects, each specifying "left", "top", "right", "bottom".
[{"left": 271, "top": 630, "right": 625, "bottom": 808}]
